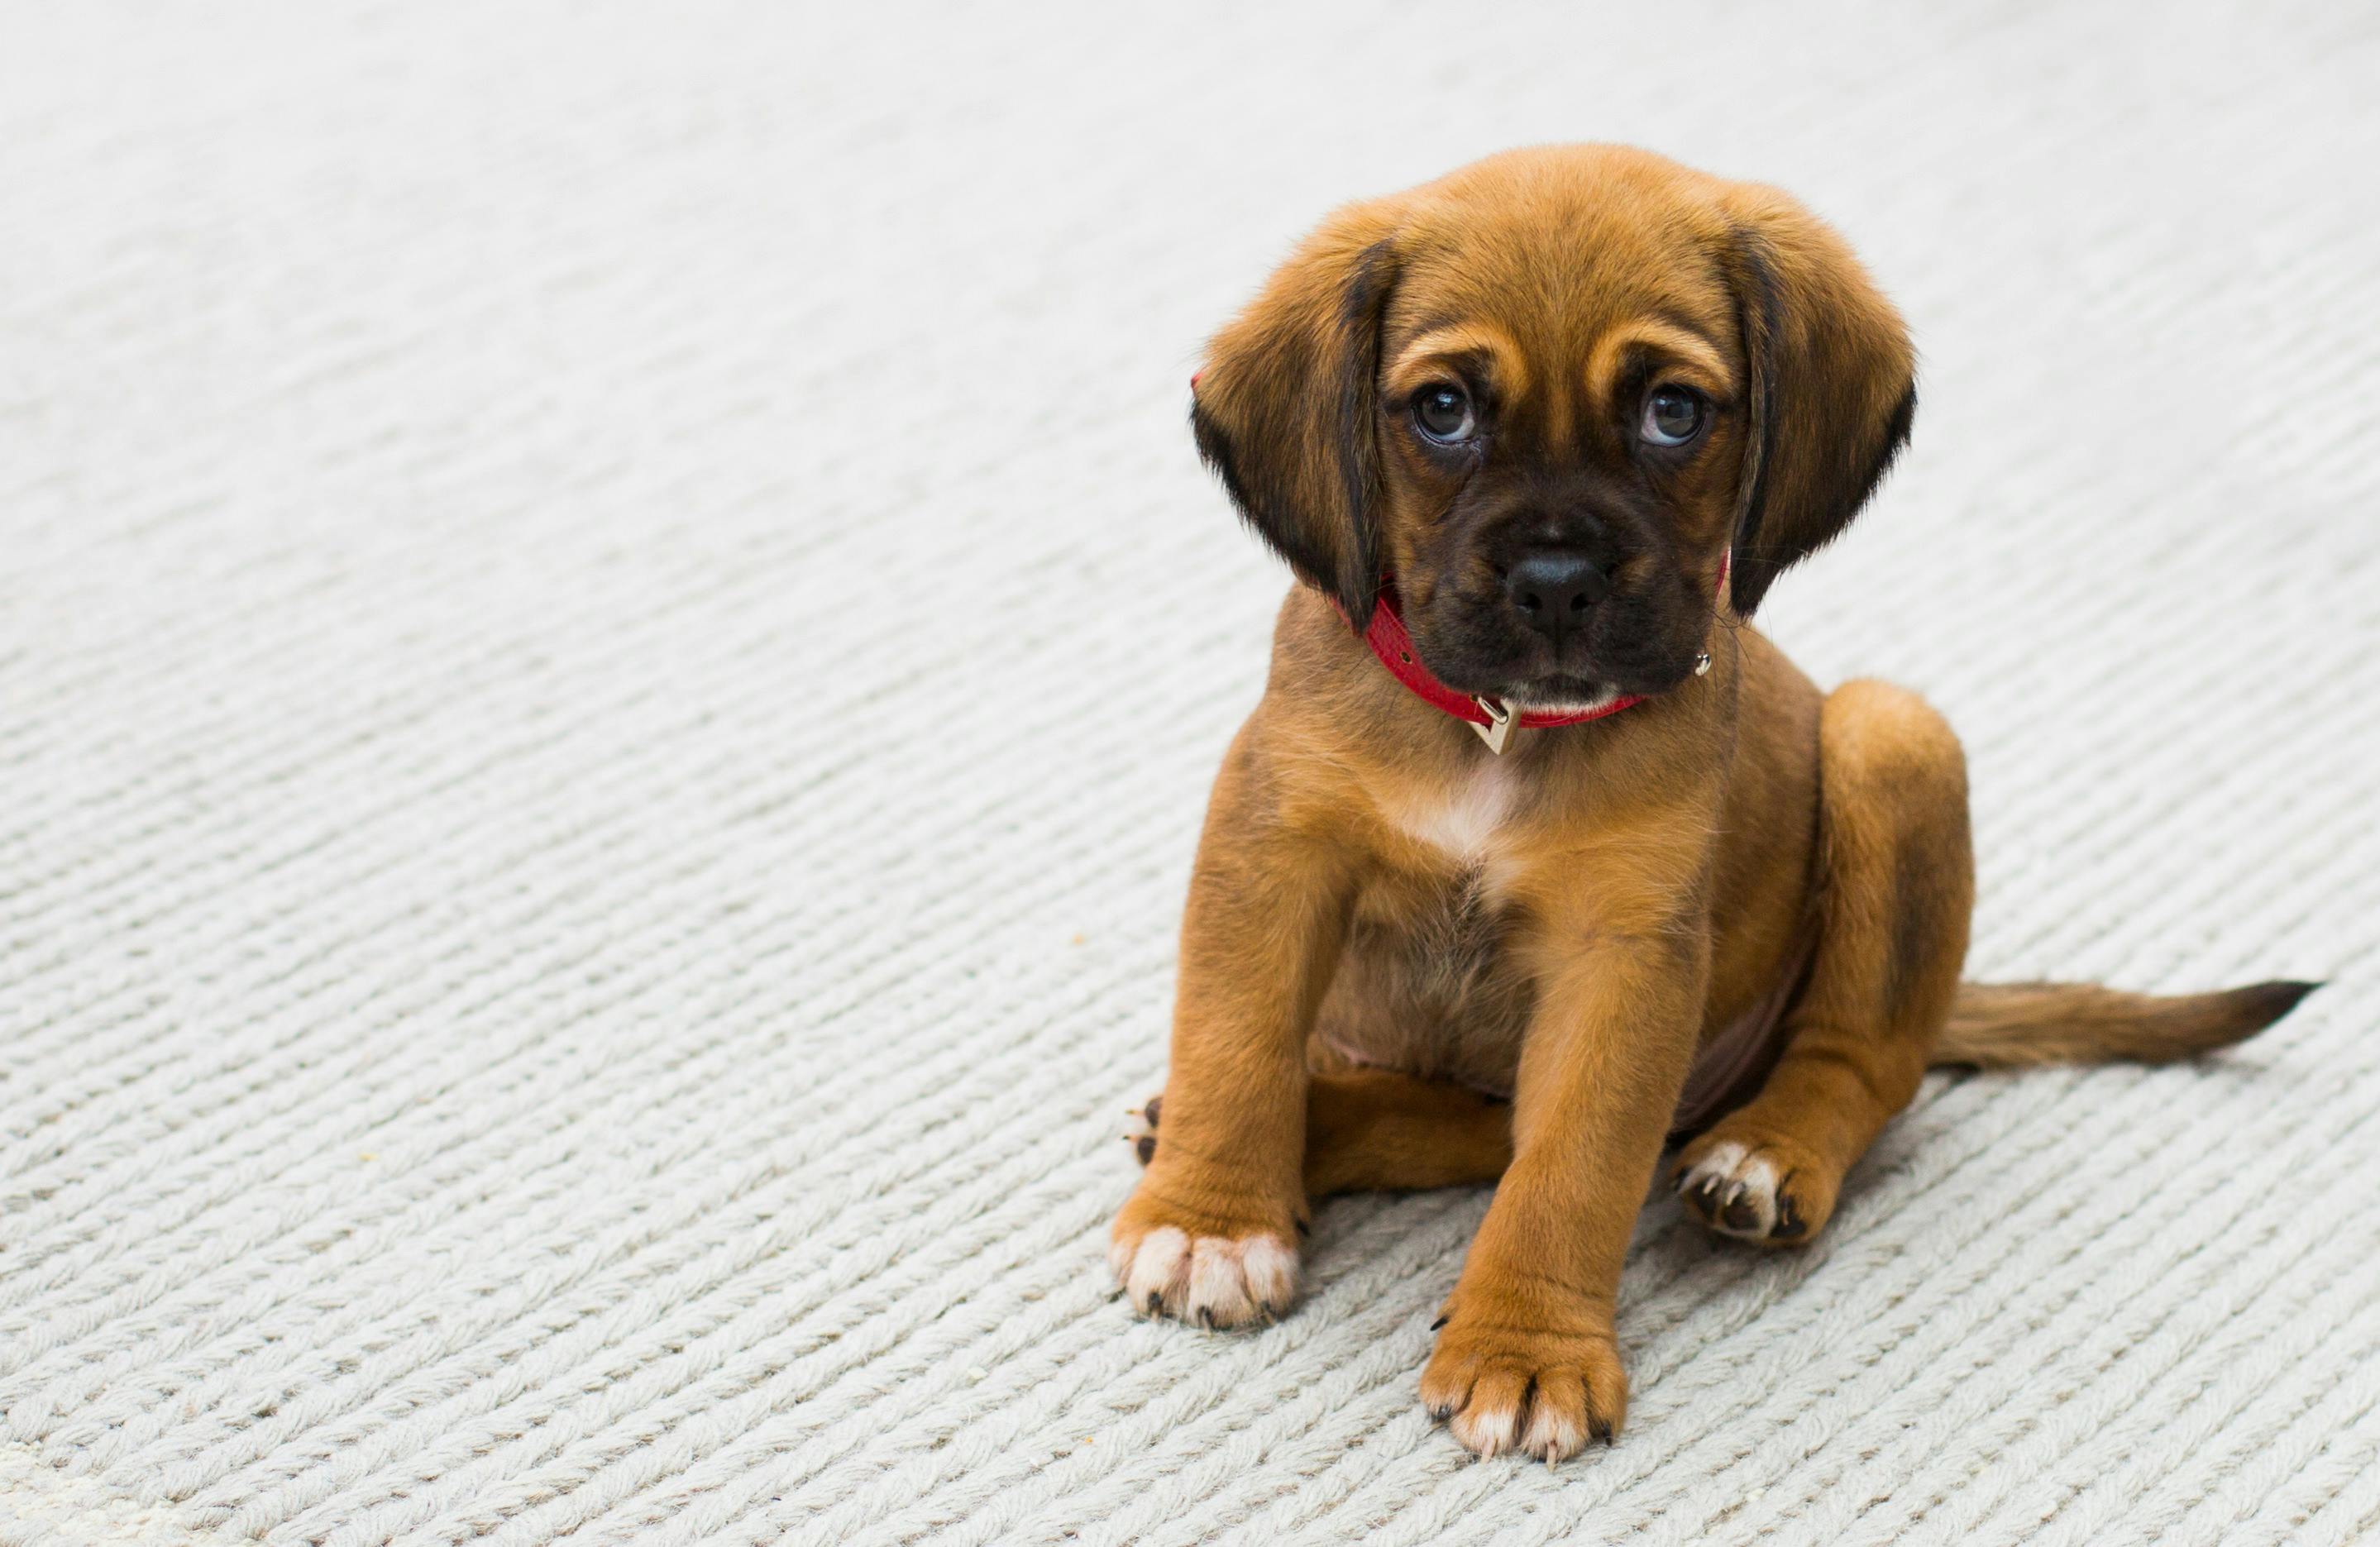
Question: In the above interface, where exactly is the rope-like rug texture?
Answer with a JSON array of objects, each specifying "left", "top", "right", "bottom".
[{"left": 5, "top": 4, "right": 2378, "bottom": 1544}]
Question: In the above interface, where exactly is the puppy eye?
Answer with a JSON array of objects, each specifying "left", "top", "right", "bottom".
[
  {"left": 1413, "top": 384, "right": 1477, "bottom": 444},
  {"left": 1640, "top": 386, "right": 1704, "bottom": 446}
]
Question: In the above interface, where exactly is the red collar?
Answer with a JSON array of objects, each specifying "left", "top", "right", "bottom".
[{"left": 1350, "top": 549, "right": 1730, "bottom": 753}]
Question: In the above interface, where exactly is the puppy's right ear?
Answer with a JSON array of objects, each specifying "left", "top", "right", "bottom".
[{"left": 1191, "top": 203, "right": 1403, "bottom": 630}]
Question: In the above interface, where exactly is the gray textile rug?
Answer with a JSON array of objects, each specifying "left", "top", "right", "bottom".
[{"left": 3, "top": 4, "right": 2376, "bottom": 1544}]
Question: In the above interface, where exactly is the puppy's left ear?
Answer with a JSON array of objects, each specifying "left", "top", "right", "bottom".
[
  {"left": 1191, "top": 200, "right": 1403, "bottom": 630},
  {"left": 1720, "top": 185, "right": 1917, "bottom": 618}
]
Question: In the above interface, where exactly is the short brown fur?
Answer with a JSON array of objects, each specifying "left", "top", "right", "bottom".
[{"left": 1115, "top": 146, "right": 2315, "bottom": 1463}]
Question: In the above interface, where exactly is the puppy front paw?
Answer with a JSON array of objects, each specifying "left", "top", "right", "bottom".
[
  {"left": 1673, "top": 1129, "right": 1832, "bottom": 1244},
  {"left": 1108, "top": 1178, "right": 1301, "bottom": 1329},
  {"left": 1420, "top": 1297, "right": 1627, "bottom": 1461}
]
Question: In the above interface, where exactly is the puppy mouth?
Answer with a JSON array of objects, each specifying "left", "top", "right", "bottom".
[
  {"left": 1403, "top": 584, "right": 1700, "bottom": 704},
  {"left": 1500, "top": 672, "right": 1625, "bottom": 713},
  {"left": 1406, "top": 622, "right": 1630, "bottom": 705}
]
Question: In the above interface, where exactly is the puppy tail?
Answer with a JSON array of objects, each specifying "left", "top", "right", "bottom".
[{"left": 1930, "top": 979, "right": 2320, "bottom": 1070}]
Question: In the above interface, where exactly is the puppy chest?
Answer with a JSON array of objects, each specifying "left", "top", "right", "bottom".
[
  {"left": 1337, "top": 865, "right": 1534, "bottom": 1094},
  {"left": 1388, "top": 764, "right": 1520, "bottom": 872},
  {"left": 1368, "top": 766, "right": 1534, "bottom": 1009}
]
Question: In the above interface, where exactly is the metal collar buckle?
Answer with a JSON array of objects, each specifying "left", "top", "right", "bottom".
[{"left": 1471, "top": 696, "right": 1516, "bottom": 754}]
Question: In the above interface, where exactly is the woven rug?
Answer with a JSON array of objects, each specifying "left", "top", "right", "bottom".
[{"left": 5, "top": 4, "right": 2377, "bottom": 1543}]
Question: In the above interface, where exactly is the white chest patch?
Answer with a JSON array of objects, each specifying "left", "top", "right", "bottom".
[{"left": 1393, "top": 762, "right": 1516, "bottom": 864}]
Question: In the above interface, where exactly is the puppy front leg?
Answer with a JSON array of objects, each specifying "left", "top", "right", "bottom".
[
  {"left": 1423, "top": 918, "right": 1708, "bottom": 1459},
  {"left": 1111, "top": 747, "right": 1353, "bottom": 1327}
]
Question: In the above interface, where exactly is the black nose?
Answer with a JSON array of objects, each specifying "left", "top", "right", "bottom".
[{"left": 1504, "top": 551, "right": 1611, "bottom": 640}]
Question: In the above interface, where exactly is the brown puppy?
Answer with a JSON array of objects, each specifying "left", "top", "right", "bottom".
[{"left": 1110, "top": 146, "right": 2315, "bottom": 1463}]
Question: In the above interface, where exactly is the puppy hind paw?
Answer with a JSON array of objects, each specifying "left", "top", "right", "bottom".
[
  {"left": 1673, "top": 1134, "right": 1828, "bottom": 1244},
  {"left": 1121, "top": 1094, "right": 1162, "bottom": 1167}
]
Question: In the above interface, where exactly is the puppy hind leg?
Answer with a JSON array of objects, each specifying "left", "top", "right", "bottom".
[
  {"left": 1676, "top": 679, "right": 1973, "bottom": 1244},
  {"left": 1302, "top": 1067, "right": 1514, "bottom": 1196},
  {"left": 1131, "top": 1068, "right": 1513, "bottom": 1199}
]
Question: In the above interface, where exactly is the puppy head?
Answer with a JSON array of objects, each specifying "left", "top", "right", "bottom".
[{"left": 1191, "top": 146, "right": 1914, "bottom": 707}]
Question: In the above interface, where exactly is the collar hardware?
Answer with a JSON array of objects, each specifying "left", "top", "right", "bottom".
[{"left": 1470, "top": 696, "right": 1516, "bottom": 754}]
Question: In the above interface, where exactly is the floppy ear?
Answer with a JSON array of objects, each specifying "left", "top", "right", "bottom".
[
  {"left": 1721, "top": 186, "right": 1917, "bottom": 618},
  {"left": 1190, "top": 203, "right": 1403, "bottom": 630}
]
